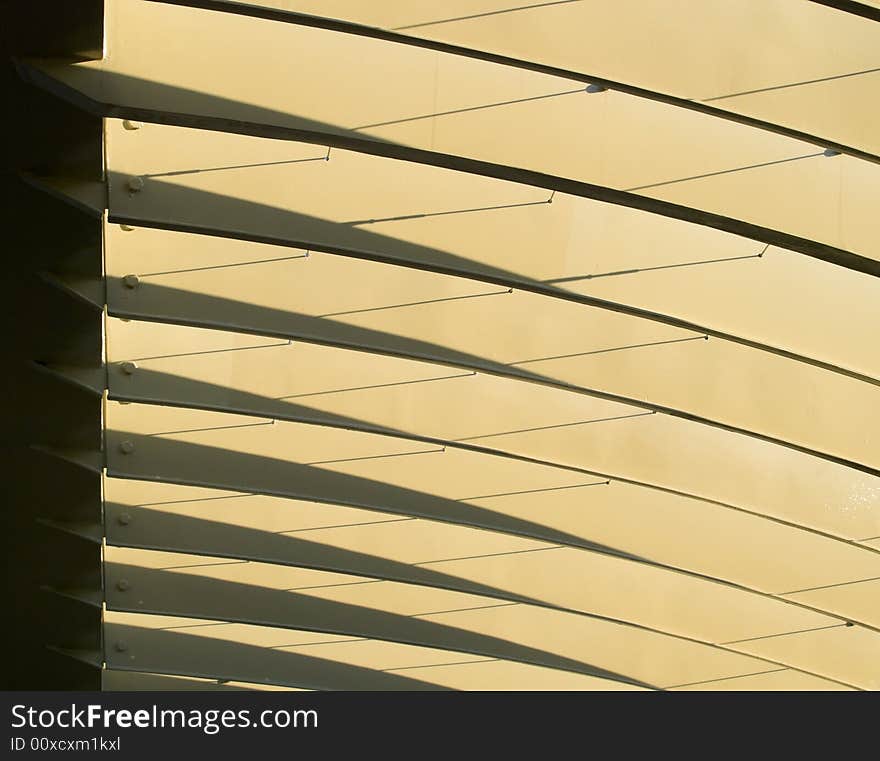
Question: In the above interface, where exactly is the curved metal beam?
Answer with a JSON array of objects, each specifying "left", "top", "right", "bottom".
[
  {"left": 105, "top": 562, "right": 656, "bottom": 688},
  {"left": 106, "top": 281, "right": 880, "bottom": 477},
  {"left": 143, "top": 0, "right": 880, "bottom": 164},
  {"left": 108, "top": 214, "right": 879, "bottom": 388},
  {"left": 103, "top": 504, "right": 880, "bottom": 655},
  {"left": 105, "top": 366, "right": 880, "bottom": 558},
  {"left": 16, "top": 60, "right": 880, "bottom": 279}
]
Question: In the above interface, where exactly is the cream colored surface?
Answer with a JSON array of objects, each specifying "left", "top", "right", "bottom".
[
  {"left": 30, "top": 0, "right": 880, "bottom": 262},
  {"left": 105, "top": 320, "right": 880, "bottom": 542},
  {"left": 101, "top": 125, "right": 880, "bottom": 379},
  {"left": 79, "top": 0, "right": 880, "bottom": 690},
  {"left": 273, "top": 0, "right": 880, "bottom": 154}
]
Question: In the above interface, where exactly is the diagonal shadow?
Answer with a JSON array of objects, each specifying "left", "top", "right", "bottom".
[
  {"left": 104, "top": 502, "right": 576, "bottom": 609},
  {"left": 103, "top": 430, "right": 640, "bottom": 557},
  {"left": 106, "top": 563, "right": 653, "bottom": 688},
  {"left": 105, "top": 277, "right": 880, "bottom": 477},
  {"left": 18, "top": 62, "right": 879, "bottom": 278},
  {"left": 99, "top": 174, "right": 878, "bottom": 387},
  {"left": 105, "top": 623, "right": 451, "bottom": 690}
]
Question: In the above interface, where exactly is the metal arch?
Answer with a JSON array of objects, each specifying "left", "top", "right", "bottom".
[
  {"left": 107, "top": 214, "right": 879, "bottom": 388},
  {"left": 104, "top": 562, "right": 658, "bottom": 688},
  {"left": 102, "top": 564, "right": 863, "bottom": 691},
  {"left": 142, "top": 0, "right": 880, "bottom": 164},
  {"left": 16, "top": 61, "right": 880, "bottom": 279},
  {"left": 101, "top": 502, "right": 880, "bottom": 661},
  {"left": 105, "top": 285, "right": 880, "bottom": 477}
]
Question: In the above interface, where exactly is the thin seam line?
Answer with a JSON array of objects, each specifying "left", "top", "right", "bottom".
[
  {"left": 125, "top": 340, "right": 291, "bottom": 363},
  {"left": 143, "top": 154, "right": 327, "bottom": 178},
  {"left": 140, "top": 253, "right": 308, "bottom": 277},
  {"left": 543, "top": 250, "right": 765, "bottom": 283},
  {"left": 354, "top": 88, "right": 583, "bottom": 130},
  {"left": 347, "top": 200, "right": 548, "bottom": 226},
  {"left": 276, "top": 372, "right": 475, "bottom": 400},
  {"left": 780, "top": 574, "right": 880, "bottom": 595},
  {"left": 270, "top": 637, "right": 365, "bottom": 649},
  {"left": 663, "top": 667, "right": 788, "bottom": 689},
  {"left": 461, "top": 481, "right": 609, "bottom": 501},
  {"left": 701, "top": 67, "right": 880, "bottom": 102},
  {"left": 146, "top": 420, "right": 274, "bottom": 437},
  {"left": 304, "top": 447, "right": 444, "bottom": 466},
  {"left": 721, "top": 622, "right": 847, "bottom": 645},
  {"left": 156, "top": 621, "right": 232, "bottom": 631},
  {"left": 382, "top": 658, "right": 499, "bottom": 672},
  {"left": 157, "top": 560, "right": 249, "bottom": 571},
  {"left": 415, "top": 545, "right": 563, "bottom": 565},
  {"left": 283, "top": 579, "right": 383, "bottom": 592},
  {"left": 392, "top": 0, "right": 583, "bottom": 29},
  {"left": 625, "top": 151, "right": 824, "bottom": 192},
  {"left": 412, "top": 602, "right": 522, "bottom": 618},
  {"left": 317, "top": 289, "right": 510, "bottom": 317},
  {"left": 136, "top": 493, "right": 256, "bottom": 507},
  {"left": 275, "top": 518, "right": 418, "bottom": 535},
  {"left": 452, "top": 412, "right": 654, "bottom": 442},
  {"left": 507, "top": 335, "right": 706, "bottom": 365}
]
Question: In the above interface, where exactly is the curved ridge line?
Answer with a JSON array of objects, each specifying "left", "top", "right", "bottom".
[
  {"left": 105, "top": 558, "right": 862, "bottom": 691},
  {"left": 106, "top": 305, "right": 880, "bottom": 478},
  {"left": 14, "top": 59, "right": 880, "bottom": 279},
  {"left": 109, "top": 213, "right": 880, "bottom": 388},
  {"left": 107, "top": 389, "right": 880, "bottom": 561},
  {"left": 105, "top": 503, "right": 880, "bottom": 666},
  {"left": 143, "top": 0, "right": 880, "bottom": 163}
]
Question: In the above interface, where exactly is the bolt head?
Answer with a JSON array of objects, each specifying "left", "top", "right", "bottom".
[
  {"left": 117, "top": 512, "right": 132, "bottom": 526},
  {"left": 119, "top": 440, "right": 135, "bottom": 455},
  {"left": 119, "top": 224, "right": 135, "bottom": 232},
  {"left": 122, "top": 274, "right": 139, "bottom": 290},
  {"left": 127, "top": 176, "right": 145, "bottom": 193},
  {"left": 114, "top": 641, "right": 128, "bottom": 652},
  {"left": 586, "top": 84, "right": 607, "bottom": 94},
  {"left": 119, "top": 361, "right": 137, "bottom": 375},
  {"left": 116, "top": 579, "right": 131, "bottom": 592},
  {"left": 121, "top": 120, "right": 142, "bottom": 131}
]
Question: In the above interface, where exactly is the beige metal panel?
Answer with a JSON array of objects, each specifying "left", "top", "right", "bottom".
[
  {"left": 101, "top": 483, "right": 846, "bottom": 647},
  {"left": 101, "top": 125, "right": 880, "bottom": 381},
  {"left": 100, "top": 226, "right": 880, "bottom": 473},
  {"left": 783, "top": 579, "right": 880, "bottom": 627},
  {"left": 104, "top": 622, "right": 451, "bottom": 690},
  {"left": 102, "top": 550, "right": 813, "bottom": 689},
  {"left": 736, "top": 624, "right": 880, "bottom": 690},
  {"left": 104, "top": 557, "right": 655, "bottom": 685},
  {"left": 34, "top": 0, "right": 880, "bottom": 267},
  {"left": 668, "top": 669, "right": 853, "bottom": 692},
  {"left": 256, "top": 0, "right": 880, "bottom": 156},
  {"left": 103, "top": 324, "right": 880, "bottom": 542},
  {"left": 104, "top": 482, "right": 880, "bottom": 619}
]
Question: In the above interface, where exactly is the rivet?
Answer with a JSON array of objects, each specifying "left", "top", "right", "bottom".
[
  {"left": 122, "top": 120, "right": 142, "bottom": 131},
  {"left": 585, "top": 84, "right": 607, "bottom": 94},
  {"left": 122, "top": 274, "right": 139, "bottom": 289},
  {"left": 119, "top": 224, "right": 135, "bottom": 232},
  {"left": 114, "top": 641, "right": 128, "bottom": 652},
  {"left": 116, "top": 579, "right": 131, "bottom": 592},
  {"left": 117, "top": 512, "right": 132, "bottom": 526},
  {"left": 119, "top": 361, "right": 137, "bottom": 375},
  {"left": 127, "top": 176, "right": 145, "bottom": 193},
  {"left": 118, "top": 440, "right": 135, "bottom": 455}
]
